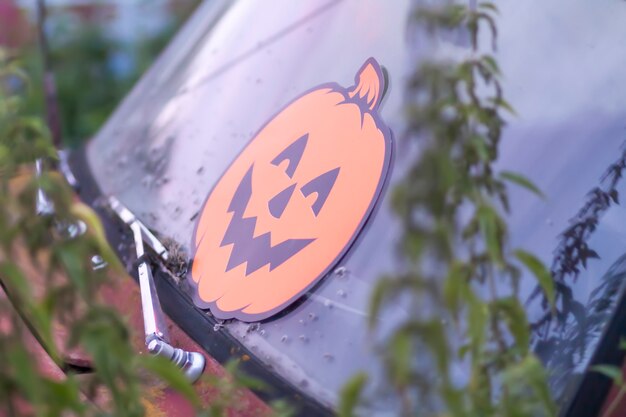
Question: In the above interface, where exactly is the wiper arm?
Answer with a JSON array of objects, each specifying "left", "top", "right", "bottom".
[
  {"left": 108, "top": 196, "right": 205, "bottom": 382},
  {"left": 108, "top": 196, "right": 169, "bottom": 262}
]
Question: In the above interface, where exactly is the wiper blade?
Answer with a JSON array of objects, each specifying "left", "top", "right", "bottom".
[
  {"left": 108, "top": 196, "right": 169, "bottom": 261},
  {"left": 107, "top": 196, "right": 205, "bottom": 382}
]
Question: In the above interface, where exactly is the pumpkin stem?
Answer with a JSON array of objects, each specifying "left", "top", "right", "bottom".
[{"left": 348, "top": 58, "right": 385, "bottom": 112}]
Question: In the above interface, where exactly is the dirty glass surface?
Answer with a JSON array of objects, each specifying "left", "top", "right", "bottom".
[{"left": 86, "top": 0, "right": 626, "bottom": 411}]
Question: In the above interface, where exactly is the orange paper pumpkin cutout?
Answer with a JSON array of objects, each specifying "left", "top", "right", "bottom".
[{"left": 191, "top": 58, "right": 393, "bottom": 321}]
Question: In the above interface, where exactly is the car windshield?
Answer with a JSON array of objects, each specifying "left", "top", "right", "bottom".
[{"left": 86, "top": 0, "right": 626, "bottom": 412}]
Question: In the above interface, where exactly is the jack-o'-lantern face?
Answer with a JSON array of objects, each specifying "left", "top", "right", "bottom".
[{"left": 191, "top": 58, "right": 393, "bottom": 321}]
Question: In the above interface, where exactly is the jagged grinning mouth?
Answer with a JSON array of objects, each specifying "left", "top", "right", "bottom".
[{"left": 220, "top": 165, "right": 315, "bottom": 276}]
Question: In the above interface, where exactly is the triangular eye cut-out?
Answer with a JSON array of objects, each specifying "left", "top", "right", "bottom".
[
  {"left": 300, "top": 167, "right": 340, "bottom": 216},
  {"left": 271, "top": 134, "right": 308, "bottom": 178}
]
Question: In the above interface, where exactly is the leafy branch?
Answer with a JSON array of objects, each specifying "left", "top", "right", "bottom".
[
  {"left": 344, "top": 3, "right": 556, "bottom": 416},
  {"left": 531, "top": 144, "right": 626, "bottom": 400},
  {"left": 0, "top": 49, "right": 211, "bottom": 416}
]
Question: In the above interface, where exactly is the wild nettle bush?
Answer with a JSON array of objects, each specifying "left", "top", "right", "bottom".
[
  {"left": 1, "top": 47, "right": 295, "bottom": 417},
  {"left": 340, "top": 3, "right": 557, "bottom": 417},
  {"left": 0, "top": 48, "right": 205, "bottom": 417}
]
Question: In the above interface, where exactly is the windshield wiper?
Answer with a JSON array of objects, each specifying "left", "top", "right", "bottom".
[{"left": 108, "top": 196, "right": 205, "bottom": 382}]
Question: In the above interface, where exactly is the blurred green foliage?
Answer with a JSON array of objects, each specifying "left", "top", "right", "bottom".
[
  {"left": 23, "top": 2, "right": 198, "bottom": 148},
  {"left": 0, "top": 47, "right": 198, "bottom": 416},
  {"left": 342, "top": 2, "right": 558, "bottom": 416},
  {"left": 0, "top": 44, "right": 276, "bottom": 417}
]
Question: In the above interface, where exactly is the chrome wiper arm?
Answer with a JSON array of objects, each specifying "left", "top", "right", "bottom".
[
  {"left": 108, "top": 196, "right": 169, "bottom": 261},
  {"left": 130, "top": 220, "right": 170, "bottom": 342},
  {"left": 107, "top": 196, "right": 205, "bottom": 382}
]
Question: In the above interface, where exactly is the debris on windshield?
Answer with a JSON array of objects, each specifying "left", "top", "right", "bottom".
[
  {"left": 136, "top": 136, "right": 175, "bottom": 189},
  {"left": 246, "top": 323, "right": 260, "bottom": 333},
  {"left": 213, "top": 321, "right": 225, "bottom": 332},
  {"left": 333, "top": 266, "right": 347, "bottom": 278},
  {"left": 161, "top": 236, "right": 189, "bottom": 282}
]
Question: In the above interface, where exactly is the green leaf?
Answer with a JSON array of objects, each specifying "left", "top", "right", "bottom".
[
  {"left": 467, "top": 288, "right": 488, "bottom": 354},
  {"left": 479, "top": 2, "right": 499, "bottom": 14},
  {"left": 269, "top": 399, "right": 296, "bottom": 417},
  {"left": 478, "top": 204, "right": 504, "bottom": 265},
  {"left": 501, "top": 171, "right": 545, "bottom": 199},
  {"left": 43, "top": 379, "right": 84, "bottom": 412},
  {"left": 225, "top": 359, "right": 268, "bottom": 391},
  {"left": 503, "top": 355, "right": 557, "bottom": 415},
  {"left": 491, "top": 297, "right": 529, "bottom": 354},
  {"left": 514, "top": 249, "right": 554, "bottom": 310},
  {"left": 338, "top": 373, "right": 368, "bottom": 417},
  {"left": 443, "top": 261, "right": 470, "bottom": 317},
  {"left": 136, "top": 354, "right": 200, "bottom": 408},
  {"left": 480, "top": 54, "right": 501, "bottom": 76},
  {"left": 488, "top": 97, "right": 517, "bottom": 116},
  {"left": 593, "top": 365, "right": 623, "bottom": 385},
  {"left": 0, "top": 261, "right": 60, "bottom": 361},
  {"left": 389, "top": 331, "right": 412, "bottom": 386},
  {"left": 368, "top": 279, "right": 392, "bottom": 328},
  {"left": 71, "top": 201, "right": 125, "bottom": 274},
  {"left": 470, "top": 135, "right": 490, "bottom": 161},
  {"left": 402, "top": 320, "right": 449, "bottom": 378}
]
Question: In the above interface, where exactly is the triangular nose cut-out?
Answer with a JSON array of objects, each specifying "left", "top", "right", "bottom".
[{"left": 269, "top": 184, "right": 296, "bottom": 219}]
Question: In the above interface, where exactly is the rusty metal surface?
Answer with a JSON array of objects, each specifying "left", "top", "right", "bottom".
[
  {"left": 99, "top": 275, "right": 271, "bottom": 417},
  {"left": 6, "top": 247, "right": 271, "bottom": 416},
  {"left": 600, "top": 365, "right": 626, "bottom": 417},
  {"left": 5, "top": 172, "right": 271, "bottom": 416}
]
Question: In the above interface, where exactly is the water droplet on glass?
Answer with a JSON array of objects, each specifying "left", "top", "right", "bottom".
[
  {"left": 337, "top": 289, "right": 347, "bottom": 298},
  {"left": 323, "top": 353, "right": 334, "bottom": 362},
  {"left": 334, "top": 266, "right": 347, "bottom": 277},
  {"left": 281, "top": 335, "right": 289, "bottom": 343},
  {"left": 67, "top": 220, "right": 87, "bottom": 239},
  {"left": 299, "top": 335, "right": 309, "bottom": 343},
  {"left": 308, "top": 313, "right": 318, "bottom": 321},
  {"left": 91, "top": 255, "right": 107, "bottom": 271},
  {"left": 324, "top": 299, "right": 333, "bottom": 309},
  {"left": 259, "top": 329, "right": 266, "bottom": 337}
]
